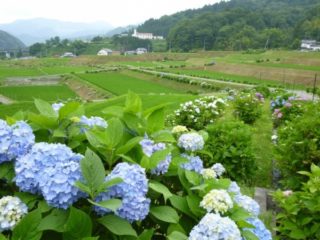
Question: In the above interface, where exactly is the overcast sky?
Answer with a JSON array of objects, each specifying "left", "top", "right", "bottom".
[{"left": 0, "top": 0, "right": 220, "bottom": 26}]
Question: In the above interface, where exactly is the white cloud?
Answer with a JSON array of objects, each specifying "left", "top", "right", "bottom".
[{"left": 0, "top": 0, "right": 220, "bottom": 26}]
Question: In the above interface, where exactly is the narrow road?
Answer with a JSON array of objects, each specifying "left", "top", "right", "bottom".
[{"left": 0, "top": 95, "right": 14, "bottom": 104}]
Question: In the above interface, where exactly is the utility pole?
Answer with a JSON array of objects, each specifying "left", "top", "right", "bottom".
[
  {"left": 203, "top": 39, "right": 206, "bottom": 51},
  {"left": 312, "top": 73, "right": 318, "bottom": 101}
]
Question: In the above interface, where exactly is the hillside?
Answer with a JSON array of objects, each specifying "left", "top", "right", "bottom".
[
  {"left": 138, "top": 0, "right": 320, "bottom": 51},
  {"left": 0, "top": 30, "right": 25, "bottom": 50},
  {"left": 0, "top": 18, "right": 113, "bottom": 45}
]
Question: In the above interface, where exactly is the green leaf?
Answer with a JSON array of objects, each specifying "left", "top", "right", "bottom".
[
  {"left": 185, "top": 170, "right": 201, "bottom": 186},
  {"left": 0, "top": 162, "right": 14, "bottom": 182},
  {"left": 169, "top": 195, "right": 194, "bottom": 218},
  {"left": 88, "top": 199, "right": 122, "bottom": 212},
  {"left": 104, "top": 118, "right": 124, "bottom": 148},
  {"left": 242, "top": 230, "right": 259, "bottom": 240},
  {"left": 59, "top": 102, "right": 84, "bottom": 120},
  {"left": 149, "top": 180, "right": 172, "bottom": 202},
  {"left": 146, "top": 107, "right": 165, "bottom": 133},
  {"left": 151, "top": 130, "right": 176, "bottom": 143},
  {"left": 34, "top": 99, "right": 57, "bottom": 118},
  {"left": 63, "top": 207, "right": 92, "bottom": 239},
  {"left": 149, "top": 148, "right": 171, "bottom": 169},
  {"left": 37, "top": 209, "right": 68, "bottom": 232},
  {"left": 81, "top": 237, "right": 99, "bottom": 240},
  {"left": 289, "top": 229, "right": 306, "bottom": 239},
  {"left": 80, "top": 148, "right": 106, "bottom": 198},
  {"left": 116, "top": 136, "right": 143, "bottom": 155},
  {"left": 125, "top": 91, "right": 142, "bottom": 113},
  {"left": 150, "top": 206, "right": 179, "bottom": 223},
  {"left": 103, "top": 106, "right": 124, "bottom": 118},
  {"left": 12, "top": 209, "right": 42, "bottom": 240},
  {"left": 138, "top": 229, "right": 154, "bottom": 240},
  {"left": 167, "top": 231, "right": 188, "bottom": 240},
  {"left": 98, "top": 177, "right": 123, "bottom": 192},
  {"left": 186, "top": 195, "right": 204, "bottom": 217},
  {"left": 0, "top": 234, "right": 7, "bottom": 240},
  {"left": 98, "top": 215, "right": 137, "bottom": 237},
  {"left": 28, "top": 113, "right": 57, "bottom": 129}
]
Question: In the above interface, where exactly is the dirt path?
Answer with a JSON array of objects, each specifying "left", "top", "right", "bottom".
[{"left": 0, "top": 95, "right": 14, "bottom": 104}]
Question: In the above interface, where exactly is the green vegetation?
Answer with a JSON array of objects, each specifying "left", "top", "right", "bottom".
[
  {"left": 138, "top": 0, "right": 320, "bottom": 51},
  {"left": 0, "top": 30, "right": 25, "bottom": 52},
  {"left": 0, "top": 85, "right": 77, "bottom": 101},
  {"left": 77, "top": 71, "right": 183, "bottom": 95}
]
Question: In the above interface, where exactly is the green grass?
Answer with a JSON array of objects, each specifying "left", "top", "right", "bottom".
[
  {"left": 0, "top": 85, "right": 77, "bottom": 101},
  {"left": 77, "top": 72, "right": 182, "bottom": 95},
  {"left": 0, "top": 102, "right": 36, "bottom": 118},
  {"left": 166, "top": 68, "right": 288, "bottom": 87},
  {"left": 0, "top": 67, "right": 43, "bottom": 80}
]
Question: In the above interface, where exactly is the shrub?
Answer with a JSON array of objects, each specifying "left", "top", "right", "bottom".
[
  {"left": 168, "top": 96, "right": 226, "bottom": 130},
  {"left": 0, "top": 94, "right": 270, "bottom": 239},
  {"left": 254, "top": 85, "right": 270, "bottom": 98},
  {"left": 233, "top": 92, "right": 262, "bottom": 124},
  {"left": 273, "top": 164, "right": 320, "bottom": 240},
  {"left": 276, "top": 104, "right": 320, "bottom": 189},
  {"left": 204, "top": 121, "right": 257, "bottom": 183}
]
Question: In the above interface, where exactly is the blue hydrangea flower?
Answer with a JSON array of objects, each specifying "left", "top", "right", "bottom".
[
  {"left": 52, "top": 103, "right": 65, "bottom": 113},
  {"left": 94, "top": 162, "right": 150, "bottom": 222},
  {"left": 80, "top": 116, "right": 108, "bottom": 129},
  {"left": 140, "top": 137, "right": 172, "bottom": 175},
  {"left": 228, "top": 181, "right": 241, "bottom": 196},
  {"left": 234, "top": 195, "right": 260, "bottom": 217},
  {"left": 178, "top": 133, "right": 204, "bottom": 152},
  {"left": 0, "top": 196, "right": 28, "bottom": 232},
  {"left": 0, "top": 120, "right": 34, "bottom": 164},
  {"left": 244, "top": 217, "right": 272, "bottom": 240},
  {"left": 15, "top": 143, "right": 85, "bottom": 209},
  {"left": 180, "top": 154, "right": 203, "bottom": 173},
  {"left": 212, "top": 163, "right": 225, "bottom": 177},
  {"left": 0, "top": 119, "right": 13, "bottom": 163},
  {"left": 189, "top": 213, "right": 241, "bottom": 240}
]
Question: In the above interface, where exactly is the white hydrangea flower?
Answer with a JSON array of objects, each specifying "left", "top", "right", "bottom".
[
  {"left": 0, "top": 196, "right": 28, "bottom": 232},
  {"left": 202, "top": 168, "right": 217, "bottom": 180},
  {"left": 212, "top": 163, "right": 225, "bottom": 177},
  {"left": 200, "top": 189, "right": 233, "bottom": 214},
  {"left": 172, "top": 125, "right": 188, "bottom": 134}
]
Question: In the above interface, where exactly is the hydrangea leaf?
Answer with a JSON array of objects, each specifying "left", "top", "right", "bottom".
[
  {"left": 88, "top": 199, "right": 122, "bottom": 213},
  {"left": 149, "top": 180, "right": 172, "bottom": 202},
  {"left": 146, "top": 107, "right": 165, "bottom": 133},
  {"left": 186, "top": 194, "right": 204, "bottom": 217},
  {"left": 98, "top": 215, "right": 137, "bottom": 237},
  {"left": 151, "top": 130, "right": 176, "bottom": 143},
  {"left": 104, "top": 118, "right": 124, "bottom": 148},
  {"left": 167, "top": 231, "right": 188, "bottom": 240},
  {"left": 242, "top": 230, "right": 260, "bottom": 240},
  {"left": 37, "top": 209, "right": 68, "bottom": 232},
  {"left": 169, "top": 195, "right": 195, "bottom": 219},
  {"left": 80, "top": 148, "right": 106, "bottom": 198},
  {"left": 138, "top": 229, "right": 154, "bottom": 240},
  {"left": 58, "top": 102, "right": 84, "bottom": 120},
  {"left": 34, "top": 99, "right": 57, "bottom": 118},
  {"left": 125, "top": 91, "right": 142, "bottom": 114},
  {"left": 149, "top": 148, "right": 171, "bottom": 170},
  {"left": 150, "top": 206, "right": 179, "bottom": 223},
  {"left": 63, "top": 207, "right": 92, "bottom": 239},
  {"left": 0, "top": 162, "right": 14, "bottom": 182},
  {"left": 0, "top": 234, "right": 7, "bottom": 240},
  {"left": 116, "top": 136, "right": 143, "bottom": 155},
  {"left": 12, "top": 209, "right": 42, "bottom": 240}
]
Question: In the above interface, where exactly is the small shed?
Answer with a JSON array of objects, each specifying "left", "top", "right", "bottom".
[{"left": 97, "top": 48, "right": 113, "bottom": 56}]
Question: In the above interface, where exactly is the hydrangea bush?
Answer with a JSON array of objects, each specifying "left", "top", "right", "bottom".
[
  {"left": 168, "top": 96, "right": 226, "bottom": 130},
  {"left": 0, "top": 94, "right": 271, "bottom": 239},
  {"left": 233, "top": 92, "right": 262, "bottom": 124}
]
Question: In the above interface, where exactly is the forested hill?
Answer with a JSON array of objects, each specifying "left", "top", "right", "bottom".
[
  {"left": 137, "top": 0, "right": 320, "bottom": 51},
  {"left": 0, "top": 30, "right": 25, "bottom": 50}
]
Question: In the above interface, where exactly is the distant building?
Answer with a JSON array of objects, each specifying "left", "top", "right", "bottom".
[
  {"left": 301, "top": 40, "right": 320, "bottom": 51},
  {"left": 61, "top": 52, "right": 75, "bottom": 58},
  {"left": 136, "top": 48, "right": 148, "bottom": 55},
  {"left": 124, "top": 50, "right": 137, "bottom": 56},
  {"left": 97, "top": 48, "right": 113, "bottom": 56},
  {"left": 5, "top": 52, "right": 10, "bottom": 58},
  {"left": 132, "top": 29, "right": 164, "bottom": 40}
]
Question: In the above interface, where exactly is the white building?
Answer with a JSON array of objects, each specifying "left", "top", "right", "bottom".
[
  {"left": 136, "top": 48, "right": 148, "bottom": 55},
  {"left": 301, "top": 40, "right": 320, "bottom": 51},
  {"left": 132, "top": 29, "right": 164, "bottom": 40},
  {"left": 61, "top": 52, "right": 75, "bottom": 58},
  {"left": 97, "top": 48, "right": 113, "bottom": 56},
  {"left": 5, "top": 52, "right": 10, "bottom": 58}
]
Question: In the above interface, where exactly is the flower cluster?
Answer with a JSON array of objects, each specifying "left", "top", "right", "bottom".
[
  {"left": 0, "top": 196, "right": 28, "bottom": 232},
  {"left": 171, "top": 125, "right": 188, "bottom": 134},
  {"left": 255, "top": 92, "right": 265, "bottom": 102},
  {"left": 0, "top": 120, "right": 34, "bottom": 164},
  {"left": 95, "top": 163, "right": 150, "bottom": 222},
  {"left": 233, "top": 93, "right": 262, "bottom": 124},
  {"left": 201, "top": 168, "right": 217, "bottom": 180},
  {"left": 139, "top": 137, "right": 172, "bottom": 175},
  {"left": 245, "top": 217, "right": 272, "bottom": 240},
  {"left": 228, "top": 181, "right": 241, "bottom": 195},
  {"left": 52, "top": 102, "right": 65, "bottom": 113},
  {"left": 234, "top": 195, "right": 260, "bottom": 217},
  {"left": 178, "top": 132, "right": 204, "bottom": 152},
  {"left": 170, "top": 96, "right": 226, "bottom": 130},
  {"left": 15, "top": 143, "right": 85, "bottom": 209},
  {"left": 200, "top": 189, "right": 233, "bottom": 214},
  {"left": 189, "top": 213, "right": 241, "bottom": 240},
  {"left": 212, "top": 163, "right": 226, "bottom": 177},
  {"left": 80, "top": 116, "right": 108, "bottom": 129},
  {"left": 180, "top": 154, "right": 203, "bottom": 173}
]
